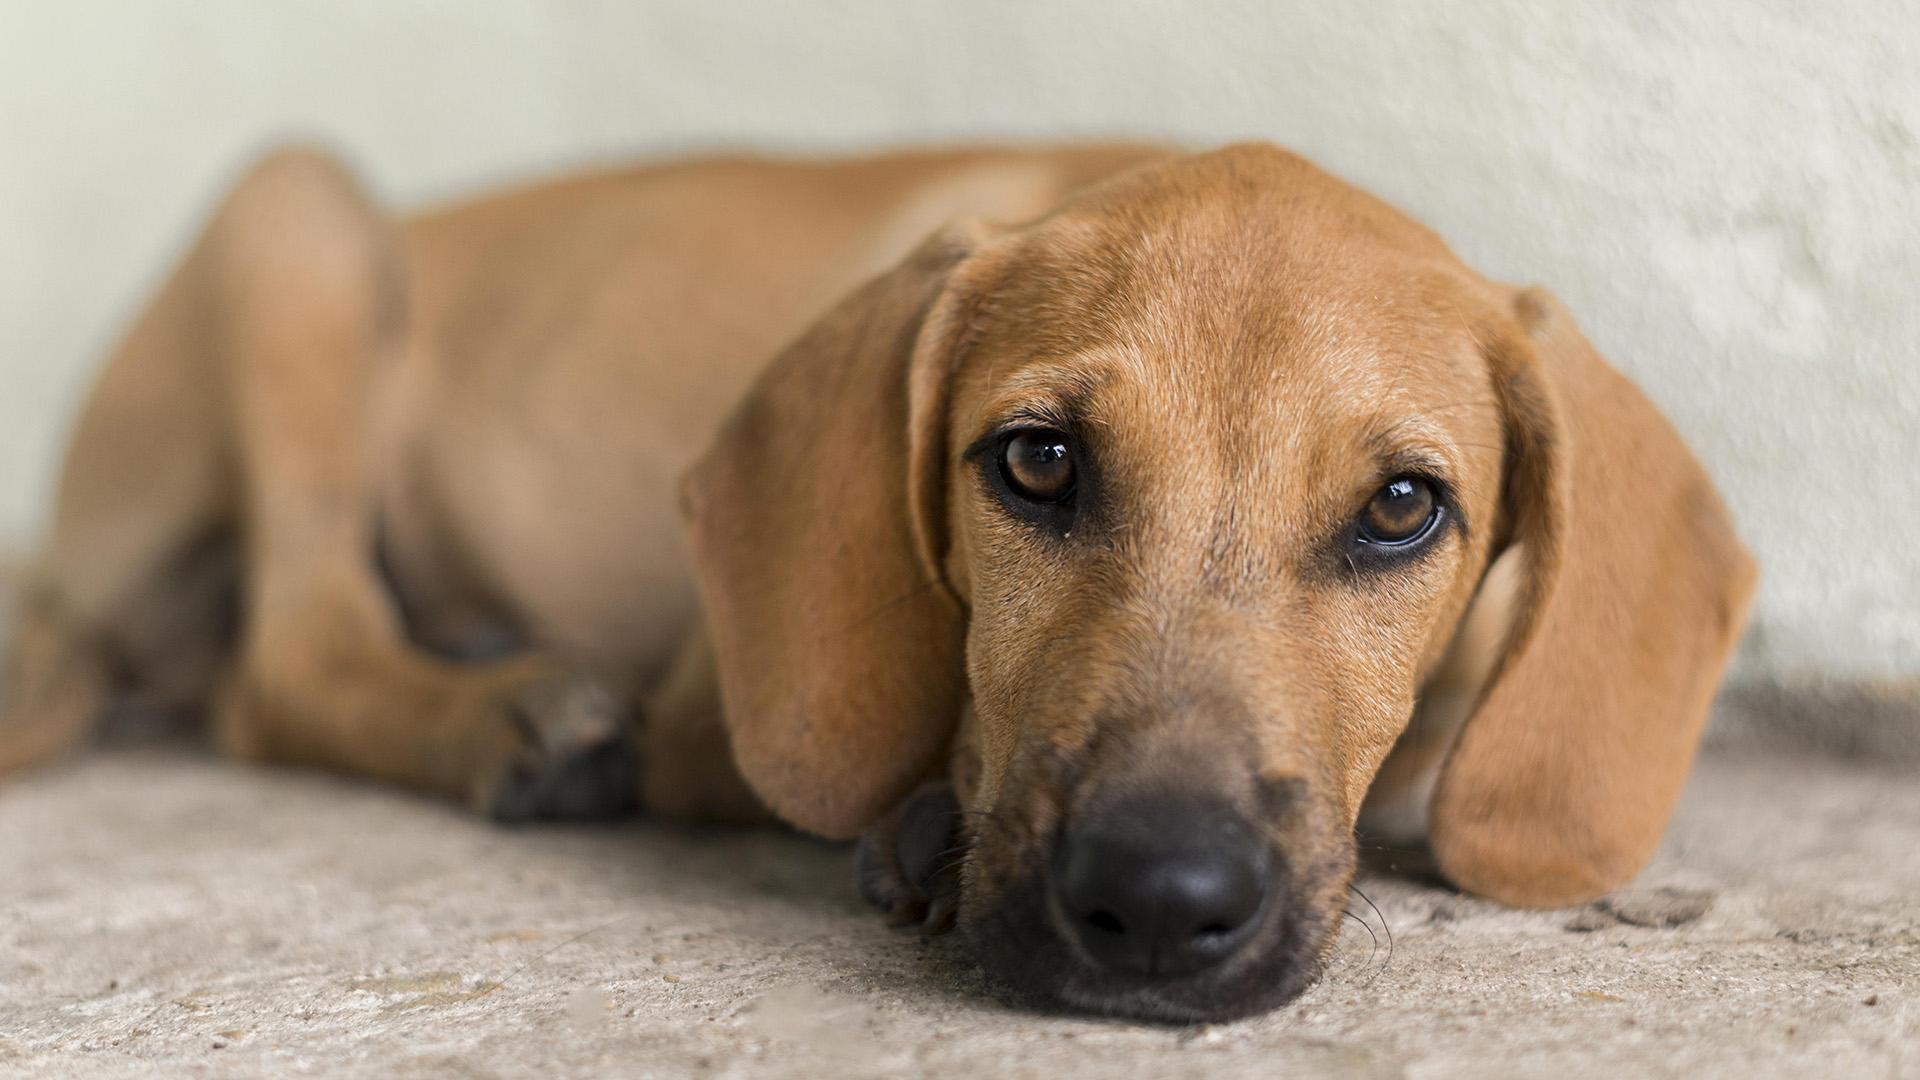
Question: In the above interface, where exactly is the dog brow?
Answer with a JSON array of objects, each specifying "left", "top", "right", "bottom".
[{"left": 1364, "top": 420, "right": 1460, "bottom": 481}]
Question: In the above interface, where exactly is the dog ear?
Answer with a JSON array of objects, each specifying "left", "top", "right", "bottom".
[
  {"left": 678, "top": 224, "right": 1001, "bottom": 839},
  {"left": 1427, "top": 287, "right": 1757, "bottom": 907}
]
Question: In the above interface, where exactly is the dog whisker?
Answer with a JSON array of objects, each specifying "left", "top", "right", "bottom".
[
  {"left": 1347, "top": 882, "right": 1394, "bottom": 984},
  {"left": 1341, "top": 907, "right": 1381, "bottom": 969}
]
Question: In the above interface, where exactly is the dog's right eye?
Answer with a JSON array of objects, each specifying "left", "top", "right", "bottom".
[
  {"left": 1357, "top": 477, "right": 1437, "bottom": 545},
  {"left": 1000, "top": 429, "right": 1076, "bottom": 503}
]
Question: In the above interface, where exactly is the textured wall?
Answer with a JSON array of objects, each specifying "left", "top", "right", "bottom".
[{"left": 2, "top": 2, "right": 1914, "bottom": 686}]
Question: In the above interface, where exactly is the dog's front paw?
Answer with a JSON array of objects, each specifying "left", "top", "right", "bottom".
[
  {"left": 855, "top": 781, "right": 965, "bottom": 935},
  {"left": 477, "top": 674, "right": 639, "bottom": 823}
]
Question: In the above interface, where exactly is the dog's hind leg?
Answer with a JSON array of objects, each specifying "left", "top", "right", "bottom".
[
  {"left": 191, "top": 149, "right": 634, "bottom": 819},
  {"left": 0, "top": 587, "right": 114, "bottom": 775},
  {"left": 5, "top": 148, "right": 634, "bottom": 819},
  {"left": 0, "top": 540, "right": 237, "bottom": 776},
  {"left": 0, "top": 158, "right": 247, "bottom": 774}
]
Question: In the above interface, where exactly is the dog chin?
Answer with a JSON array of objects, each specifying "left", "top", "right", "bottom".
[{"left": 957, "top": 866, "right": 1334, "bottom": 1024}]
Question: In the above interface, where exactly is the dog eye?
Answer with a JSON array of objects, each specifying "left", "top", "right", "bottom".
[
  {"left": 1000, "top": 429, "right": 1075, "bottom": 503},
  {"left": 1357, "top": 477, "right": 1437, "bottom": 545}
]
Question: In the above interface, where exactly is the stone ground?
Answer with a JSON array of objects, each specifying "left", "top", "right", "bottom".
[{"left": 0, "top": 737, "right": 1915, "bottom": 1079}]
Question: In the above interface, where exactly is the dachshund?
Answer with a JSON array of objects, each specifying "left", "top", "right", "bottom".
[{"left": 0, "top": 142, "right": 1755, "bottom": 1021}]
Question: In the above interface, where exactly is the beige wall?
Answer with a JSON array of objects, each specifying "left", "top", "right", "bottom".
[{"left": 2, "top": 1, "right": 1914, "bottom": 685}]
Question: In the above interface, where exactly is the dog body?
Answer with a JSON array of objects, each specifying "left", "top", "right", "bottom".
[
  {"left": 1, "top": 143, "right": 1755, "bottom": 1020},
  {"left": 3, "top": 145, "right": 1155, "bottom": 818}
]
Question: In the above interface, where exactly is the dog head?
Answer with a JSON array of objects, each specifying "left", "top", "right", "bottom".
[{"left": 680, "top": 143, "right": 1754, "bottom": 1021}]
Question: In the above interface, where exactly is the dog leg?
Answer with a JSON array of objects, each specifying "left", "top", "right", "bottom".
[
  {"left": 123, "top": 147, "right": 634, "bottom": 819},
  {"left": 0, "top": 585, "right": 113, "bottom": 775},
  {"left": 1, "top": 130, "right": 253, "bottom": 773},
  {"left": 636, "top": 621, "right": 772, "bottom": 824},
  {"left": 856, "top": 781, "right": 965, "bottom": 933}
]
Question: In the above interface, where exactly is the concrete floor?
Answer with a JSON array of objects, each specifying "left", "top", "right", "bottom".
[{"left": 1, "top": 742, "right": 1915, "bottom": 1079}]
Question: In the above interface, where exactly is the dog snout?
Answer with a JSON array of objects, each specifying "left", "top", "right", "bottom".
[{"left": 1050, "top": 793, "right": 1274, "bottom": 978}]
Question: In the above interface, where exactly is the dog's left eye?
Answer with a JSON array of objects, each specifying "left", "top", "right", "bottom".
[
  {"left": 1357, "top": 477, "right": 1438, "bottom": 546},
  {"left": 1000, "top": 429, "right": 1076, "bottom": 503}
]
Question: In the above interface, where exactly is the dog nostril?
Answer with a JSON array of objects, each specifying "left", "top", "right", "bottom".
[{"left": 1084, "top": 910, "right": 1125, "bottom": 936}]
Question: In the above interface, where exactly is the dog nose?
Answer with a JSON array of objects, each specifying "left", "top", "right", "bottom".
[{"left": 1050, "top": 794, "right": 1273, "bottom": 978}]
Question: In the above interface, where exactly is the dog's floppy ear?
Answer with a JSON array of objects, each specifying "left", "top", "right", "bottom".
[
  {"left": 1428, "top": 287, "right": 1757, "bottom": 907},
  {"left": 679, "top": 224, "right": 1000, "bottom": 839}
]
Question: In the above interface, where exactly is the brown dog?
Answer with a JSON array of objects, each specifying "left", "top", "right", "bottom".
[{"left": 0, "top": 142, "right": 1754, "bottom": 1020}]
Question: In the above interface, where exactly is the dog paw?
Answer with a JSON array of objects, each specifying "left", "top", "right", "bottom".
[
  {"left": 478, "top": 675, "right": 639, "bottom": 823},
  {"left": 855, "top": 781, "right": 965, "bottom": 935}
]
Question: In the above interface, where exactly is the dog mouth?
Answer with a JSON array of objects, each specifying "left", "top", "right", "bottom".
[{"left": 858, "top": 779, "right": 1352, "bottom": 1022}]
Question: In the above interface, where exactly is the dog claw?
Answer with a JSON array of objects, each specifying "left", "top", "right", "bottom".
[
  {"left": 856, "top": 781, "right": 965, "bottom": 936},
  {"left": 481, "top": 676, "right": 638, "bottom": 823}
]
